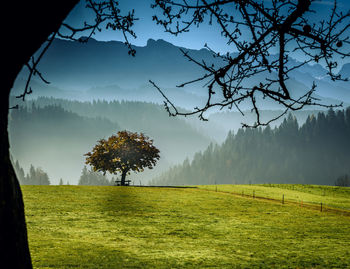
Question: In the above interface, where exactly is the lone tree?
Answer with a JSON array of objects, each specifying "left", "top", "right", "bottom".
[{"left": 85, "top": 131, "right": 160, "bottom": 186}]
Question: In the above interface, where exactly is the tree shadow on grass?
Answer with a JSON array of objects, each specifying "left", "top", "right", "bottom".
[
  {"left": 31, "top": 239, "right": 160, "bottom": 269},
  {"left": 99, "top": 186, "right": 156, "bottom": 217}
]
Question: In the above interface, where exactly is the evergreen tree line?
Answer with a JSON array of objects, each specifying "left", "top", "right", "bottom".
[
  {"left": 152, "top": 108, "right": 350, "bottom": 186},
  {"left": 17, "top": 97, "right": 184, "bottom": 132},
  {"left": 13, "top": 160, "right": 50, "bottom": 185},
  {"left": 13, "top": 159, "right": 115, "bottom": 186},
  {"left": 78, "top": 166, "right": 115, "bottom": 186},
  {"left": 9, "top": 103, "right": 119, "bottom": 137}
]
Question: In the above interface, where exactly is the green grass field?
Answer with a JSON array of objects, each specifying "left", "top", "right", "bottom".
[
  {"left": 198, "top": 184, "right": 350, "bottom": 210},
  {"left": 22, "top": 185, "right": 350, "bottom": 268}
]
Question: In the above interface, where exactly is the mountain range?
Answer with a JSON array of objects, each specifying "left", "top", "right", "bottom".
[{"left": 11, "top": 37, "right": 350, "bottom": 111}]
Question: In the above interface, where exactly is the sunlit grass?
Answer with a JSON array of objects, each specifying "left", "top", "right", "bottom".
[
  {"left": 198, "top": 184, "right": 350, "bottom": 210},
  {"left": 22, "top": 185, "right": 350, "bottom": 268}
]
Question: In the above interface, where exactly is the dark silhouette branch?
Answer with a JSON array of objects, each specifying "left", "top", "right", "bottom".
[
  {"left": 151, "top": 0, "right": 350, "bottom": 127},
  {"left": 15, "top": 0, "right": 138, "bottom": 107},
  {"left": 16, "top": 33, "right": 56, "bottom": 101}
]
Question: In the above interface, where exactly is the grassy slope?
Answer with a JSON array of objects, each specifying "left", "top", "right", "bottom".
[
  {"left": 22, "top": 185, "right": 350, "bottom": 268},
  {"left": 198, "top": 184, "right": 350, "bottom": 210}
]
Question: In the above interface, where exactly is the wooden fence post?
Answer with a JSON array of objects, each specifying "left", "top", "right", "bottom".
[
  {"left": 321, "top": 202, "right": 323, "bottom": 212},
  {"left": 282, "top": 194, "right": 284, "bottom": 204},
  {"left": 253, "top": 190, "right": 255, "bottom": 199}
]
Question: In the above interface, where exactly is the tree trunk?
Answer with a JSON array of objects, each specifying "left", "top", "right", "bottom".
[
  {"left": 121, "top": 170, "right": 128, "bottom": 186},
  {"left": 0, "top": 87, "right": 32, "bottom": 268},
  {"left": 1, "top": 1, "right": 79, "bottom": 267}
]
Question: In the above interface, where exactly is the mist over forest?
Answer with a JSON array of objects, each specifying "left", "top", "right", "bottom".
[
  {"left": 8, "top": 98, "right": 212, "bottom": 185},
  {"left": 9, "top": 38, "right": 350, "bottom": 186},
  {"left": 152, "top": 108, "right": 350, "bottom": 186},
  {"left": 9, "top": 96, "right": 344, "bottom": 186}
]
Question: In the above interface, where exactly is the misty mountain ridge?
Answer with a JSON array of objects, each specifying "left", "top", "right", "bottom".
[
  {"left": 9, "top": 99, "right": 213, "bottom": 185},
  {"left": 9, "top": 105, "right": 119, "bottom": 185},
  {"left": 12, "top": 37, "right": 350, "bottom": 111},
  {"left": 9, "top": 96, "right": 349, "bottom": 186}
]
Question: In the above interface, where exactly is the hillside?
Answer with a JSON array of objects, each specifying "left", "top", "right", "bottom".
[
  {"left": 22, "top": 185, "right": 350, "bottom": 268},
  {"left": 201, "top": 109, "right": 324, "bottom": 142},
  {"left": 17, "top": 97, "right": 212, "bottom": 163},
  {"left": 152, "top": 108, "right": 350, "bottom": 186},
  {"left": 14, "top": 96, "right": 329, "bottom": 142},
  {"left": 9, "top": 99, "right": 212, "bottom": 184},
  {"left": 9, "top": 105, "right": 119, "bottom": 184}
]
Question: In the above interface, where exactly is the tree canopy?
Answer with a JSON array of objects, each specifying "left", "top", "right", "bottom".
[{"left": 85, "top": 130, "right": 160, "bottom": 185}]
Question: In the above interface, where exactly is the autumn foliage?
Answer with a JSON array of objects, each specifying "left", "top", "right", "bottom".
[{"left": 85, "top": 131, "right": 160, "bottom": 185}]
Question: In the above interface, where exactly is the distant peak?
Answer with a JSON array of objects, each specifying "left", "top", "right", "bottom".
[
  {"left": 341, "top": 63, "right": 350, "bottom": 69},
  {"left": 75, "top": 36, "right": 98, "bottom": 43},
  {"left": 339, "top": 62, "right": 350, "bottom": 76},
  {"left": 147, "top": 38, "right": 156, "bottom": 45},
  {"left": 146, "top": 38, "right": 173, "bottom": 47}
]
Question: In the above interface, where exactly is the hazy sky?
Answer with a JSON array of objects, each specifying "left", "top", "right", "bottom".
[{"left": 64, "top": 1, "right": 350, "bottom": 56}]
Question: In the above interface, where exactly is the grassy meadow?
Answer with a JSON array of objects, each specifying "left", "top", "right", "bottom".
[
  {"left": 198, "top": 184, "right": 350, "bottom": 210},
  {"left": 22, "top": 185, "right": 350, "bottom": 268}
]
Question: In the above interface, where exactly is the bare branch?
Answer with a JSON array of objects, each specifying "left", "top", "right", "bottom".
[
  {"left": 151, "top": 0, "right": 350, "bottom": 127},
  {"left": 16, "top": 32, "right": 56, "bottom": 101},
  {"left": 14, "top": 0, "right": 138, "bottom": 108}
]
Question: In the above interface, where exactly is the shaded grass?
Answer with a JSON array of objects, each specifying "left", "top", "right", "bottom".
[
  {"left": 22, "top": 185, "right": 350, "bottom": 268},
  {"left": 198, "top": 184, "right": 350, "bottom": 210}
]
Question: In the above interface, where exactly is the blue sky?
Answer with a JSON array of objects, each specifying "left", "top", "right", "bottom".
[
  {"left": 64, "top": 0, "right": 350, "bottom": 58},
  {"left": 64, "top": 0, "right": 231, "bottom": 52}
]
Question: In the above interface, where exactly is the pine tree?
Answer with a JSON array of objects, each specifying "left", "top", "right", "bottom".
[
  {"left": 13, "top": 160, "right": 25, "bottom": 184},
  {"left": 35, "top": 168, "right": 50, "bottom": 185},
  {"left": 78, "top": 166, "right": 113, "bottom": 186},
  {"left": 21, "top": 164, "right": 50, "bottom": 185}
]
